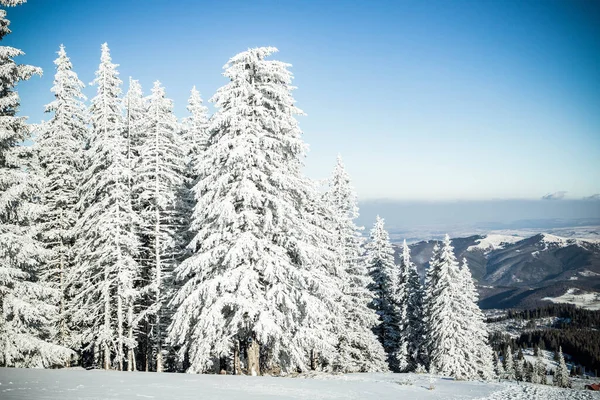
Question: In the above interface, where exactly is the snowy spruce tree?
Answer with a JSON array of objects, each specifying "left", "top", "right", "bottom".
[
  {"left": 424, "top": 236, "right": 493, "bottom": 380},
  {"left": 0, "top": 0, "right": 72, "bottom": 367},
  {"left": 122, "top": 77, "right": 147, "bottom": 371},
  {"left": 168, "top": 47, "right": 342, "bottom": 374},
  {"left": 124, "top": 77, "right": 146, "bottom": 169},
  {"left": 181, "top": 85, "right": 209, "bottom": 180},
  {"left": 493, "top": 351, "right": 504, "bottom": 378},
  {"left": 531, "top": 348, "right": 547, "bottom": 384},
  {"left": 514, "top": 353, "right": 524, "bottom": 381},
  {"left": 457, "top": 258, "right": 494, "bottom": 379},
  {"left": 504, "top": 345, "right": 515, "bottom": 380},
  {"left": 395, "top": 239, "right": 425, "bottom": 372},
  {"left": 365, "top": 216, "right": 400, "bottom": 371},
  {"left": 134, "top": 81, "right": 186, "bottom": 372},
  {"left": 554, "top": 346, "right": 570, "bottom": 388},
  {"left": 423, "top": 238, "right": 463, "bottom": 378},
  {"left": 35, "top": 44, "right": 88, "bottom": 350},
  {"left": 70, "top": 43, "right": 140, "bottom": 370},
  {"left": 325, "top": 156, "right": 386, "bottom": 373}
]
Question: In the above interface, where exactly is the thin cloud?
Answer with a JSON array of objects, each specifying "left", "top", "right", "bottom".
[
  {"left": 542, "top": 191, "right": 567, "bottom": 200},
  {"left": 583, "top": 193, "right": 600, "bottom": 201}
]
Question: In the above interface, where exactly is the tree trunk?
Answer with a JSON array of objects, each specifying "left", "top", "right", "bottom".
[
  {"left": 117, "top": 286, "right": 124, "bottom": 371},
  {"left": 247, "top": 337, "right": 260, "bottom": 376},
  {"left": 103, "top": 270, "right": 111, "bottom": 370},
  {"left": 310, "top": 349, "right": 317, "bottom": 371},
  {"left": 127, "top": 303, "right": 136, "bottom": 371},
  {"left": 153, "top": 108, "right": 163, "bottom": 374},
  {"left": 233, "top": 341, "right": 241, "bottom": 375}
]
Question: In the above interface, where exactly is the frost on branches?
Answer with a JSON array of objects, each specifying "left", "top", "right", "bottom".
[
  {"left": 35, "top": 44, "right": 88, "bottom": 350},
  {"left": 168, "top": 47, "right": 342, "bottom": 374},
  {"left": 70, "top": 43, "right": 140, "bottom": 371},
  {"left": 325, "top": 156, "right": 386, "bottom": 373},
  {"left": 134, "top": 81, "right": 186, "bottom": 372},
  {"left": 365, "top": 216, "right": 400, "bottom": 371},
  {"left": 0, "top": 3, "right": 72, "bottom": 367}
]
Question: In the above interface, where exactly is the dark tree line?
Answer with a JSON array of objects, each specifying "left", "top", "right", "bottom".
[{"left": 488, "top": 304, "right": 600, "bottom": 377}]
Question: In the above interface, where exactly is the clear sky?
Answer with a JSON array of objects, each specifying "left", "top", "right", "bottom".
[{"left": 4, "top": 0, "right": 600, "bottom": 201}]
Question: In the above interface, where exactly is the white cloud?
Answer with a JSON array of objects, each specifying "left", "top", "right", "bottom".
[{"left": 542, "top": 191, "right": 567, "bottom": 200}]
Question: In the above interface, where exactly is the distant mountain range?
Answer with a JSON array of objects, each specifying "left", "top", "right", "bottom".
[{"left": 401, "top": 233, "right": 600, "bottom": 310}]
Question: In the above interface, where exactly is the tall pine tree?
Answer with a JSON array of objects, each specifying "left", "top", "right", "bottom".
[
  {"left": 457, "top": 258, "right": 494, "bottom": 379},
  {"left": 424, "top": 236, "right": 464, "bottom": 378},
  {"left": 325, "top": 156, "right": 386, "bottom": 373},
  {"left": 35, "top": 44, "right": 88, "bottom": 351},
  {"left": 168, "top": 47, "right": 342, "bottom": 374},
  {"left": 395, "top": 239, "right": 425, "bottom": 372},
  {"left": 0, "top": 0, "right": 72, "bottom": 367},
  {"left": 70, "top": 43, "right": 140, "bottom": 370},
  {"left": 554, "top": 346, "right": 570, "bottom": 388},
  {"left": 365, "top": 216, "right": 400, "bottom": 371},
  {"left": 181, "top": 85, "right": 209, "bottom": 180},
  {"left": 134, "top": 81, "right": 186, "bottom": 372}
]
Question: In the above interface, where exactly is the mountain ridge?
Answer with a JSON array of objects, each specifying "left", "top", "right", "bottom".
[{"left": 399, "top": 233, "right": 600, "bottom": 309}]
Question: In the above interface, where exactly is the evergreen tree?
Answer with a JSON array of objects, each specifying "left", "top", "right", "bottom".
[
  {"left": 123, "top": 77, "right": 146, "bottom": 370},
  {"left": 494, "top": 351, "right": 505, "bottom": 378},
  {"left": 325, "top": 156, "right": 386, "bottom": 373},
  {"left": 181, "top": 85, "right": 209, "bottom": 180},
  {"left": 532, "top": 348, "right": 547, "bottom": 384},
  {"left": 457, "top": 258, "right": 494, "bottom": 379},
  {"left": 504, "top": 345, "right": 515, "bottom": 380},
  {"left": 424, "top": 235, "right": 465, "bottom": 378},
  {"left": 0, "top": 0, "right": 72, "bottom": 367},
  {"left": 554, "top": 346, "right": 570, "bottom": 388},
  {"left": 70, "top": 43, "right": 140, "bottom": 370},
  {"left": 35, "top": 44, "right": 88, "bottom": 351},
  {"left": 134, "top": 81, "right": 186, "bottom": 372},
  {"left": 168, "top": 47, "right": 342, "bottom": 374},
  {"left": 124, "top": 77, "right": 146, "bottom": 170},
  {"left": 395, "top": 239, "right": 425, "bottom": 372},
  {"left": 514, "top": 353, "right": 524, "bottom": 381},
  {"left": 365, "top": 216, "right": 400, "bottom": 371}
]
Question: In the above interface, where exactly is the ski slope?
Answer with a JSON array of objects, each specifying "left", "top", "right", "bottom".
[{"left": 0, "top": 368, "right": 597, "bottom": 399}]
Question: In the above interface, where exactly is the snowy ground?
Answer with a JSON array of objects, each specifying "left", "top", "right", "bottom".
[
  {"left": 542, "top": 288, "right": 600, "bottom": 310},
  {"left": 0, "top": 368, "right": 598, "bottom": 399}
]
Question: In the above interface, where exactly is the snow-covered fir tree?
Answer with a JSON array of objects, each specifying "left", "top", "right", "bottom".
[
  {"left": 0, "top": 0, "right": 72, "bottom": 367},
  {"left": 424, "top": 238, "right": 462, "bottom": 377},
  {"left": 35, "top": 44, "right": 88, "bottom": 350},
  {"left": 178, "top": 85, "right": 209, "bottom": 251},
  {"left": 122, "top": 77, "right": 147, "bottom": 371},
  {"left": 124, "top": 77, "right": 146, "bottom": 169},
  {"left": 494, "top": 351, "right": 505, "bottom": 378},
  {"left": 504, "top": 345, "right": 515, "bottom": 380},
  {"left": 395, "top": 239, "right": 425, "bottom": 372},
  {"left": 325, "top": 156, "right": 386, "bottom": 373},
  {"left": 365, "top": 216, "right": 400, "bottom": 371},
  {"left": 514, "top": 353, "right": 524, "bottom": 381},
  {"left": 531, "top": 348, "right": 547, "bottom": 384},
  {"left": 423, "top": 236, "right": 494, "bottom": 380},
  {"left": 457, "top": 258, "right": 494, "bottom": 379},
  {"left": 69, "top": 43, "right": 140, "bottom": 371},
  {"left": 554, "top": 346, "right": 570, "bottom": 388},
  {"left": 134, "top": 81, "right": 186, "bottom": 372},
  {"left": 168, "top": 47, "right": 342, "bottom": 374},
  {"left": 181, "top": 85, "right": 209, "bottom": 180}
]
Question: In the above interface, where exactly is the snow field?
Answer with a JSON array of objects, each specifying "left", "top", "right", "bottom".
[{"left": 0, "top": 369, "right": 597, "bottom": 400}]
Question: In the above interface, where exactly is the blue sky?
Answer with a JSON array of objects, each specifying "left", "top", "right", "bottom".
[{"left": 4, "top": 0, "right": 600, "bottom": 201}]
